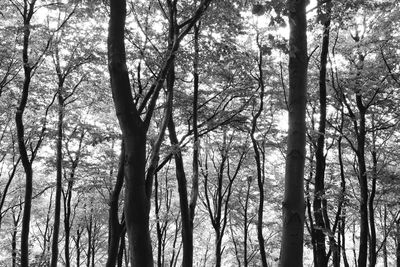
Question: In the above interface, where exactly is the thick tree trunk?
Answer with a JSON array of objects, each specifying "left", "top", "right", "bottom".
[
  {"left": 108, "top": 1, "right": 211, "bottom": 265},
  {"left": 215, "top": 230, "right": 222, "bottom": 267},
  {"left": 313, "top": 1, "right": 331, "bottom": 266},
  {"left": 279, "top": 0, "right": 308, "bottom": 266},
  {"left": 108, "top": 1, "right": 153, "bottom": 265}
]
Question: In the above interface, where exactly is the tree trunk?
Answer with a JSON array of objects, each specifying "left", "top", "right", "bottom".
[
  {"left": 76, "top": 228, "right": 82, "bottom": 267},
  {"left": 312, "top": 1, "right": 331, "bottom": 266},
  {"left": 17, "top": 1, "right": 36, "bottom": 265},
  {"left": 50, "top": 76, "right": 64, "bottom": 267},
  {"left": 279, "top": 0, "right": 308, "bottom": 266},
  {"left": 165, "top": 2, "right": 193, "bottom": 265},
  {"left": 215, "top": 230, "right": 222, "bottom": 267},
  {"left": 356, "top": 96, "right": 368, "bottom": 267},
  {"left": 368, "top": 120, "right": 378, "bottom": 267},
  {"left": 383, "top": 205, "right": 388, "bottom": 267},
  {"left": 108, "top": 1, "right": 211, "bottom": 265},
  {"left": 11, "top": 206, "right": 21, "bottom": 267},
  {"left": 168, "top": 113, "right": 192, "bottom": 267},
  {"left": 87, "top": 214, "right": 93, "bottom": 267},
  {"left": 251, "top": 33, "right": 268, "bottom": 267},
  {"left": 63, "top": 179, "right": 73, "bottom": 267},
  {"left": 190, "top": 21, "right": 201, "bottom": 234},
  {"left": 107, "top": 143, "right": 125, "bottom": 267},
  {"left": 117, "top": 228, "right": 126, "bottom": 267},
  {"left": 243, "top": 180, "right": 251, "bottom": 267},
  {"left": 108, "top": 1, "right": 153, "bottom": 265},
  {"left": 397, "top": 219, "right": 400, "bottom": 267}
]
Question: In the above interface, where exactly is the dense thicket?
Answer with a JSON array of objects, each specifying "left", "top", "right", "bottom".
[{"left": 0, "top": 0, "right": 400, "bottom": 266}]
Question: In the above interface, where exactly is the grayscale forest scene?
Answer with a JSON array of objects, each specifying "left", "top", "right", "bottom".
[{"left": 0, "top": 0, "right": 399, "bottom": 266}]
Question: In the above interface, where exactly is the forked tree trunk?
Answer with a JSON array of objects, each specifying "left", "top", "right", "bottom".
[
  {"left": 108, "top": 1, "right": 153, "bottom": 265},
  {"left": 107, "top": 1, "right": 211, "bottom": 265},
  {"left": 279, "top": 0, "right": 308, "bottom": 266}
]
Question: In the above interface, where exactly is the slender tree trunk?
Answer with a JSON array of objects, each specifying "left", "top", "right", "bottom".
[
  {"left": 243, "top": 180, "right": 251, "bottom": 267},
  {"left": 168, "top": 113, "right": 192, "bottom": 266},
  {"left": 0, "top": 157, "right": 21, "bottom": 229},
  {"left": 117, "top": 228, "right": 126, "bottom": 267},
  {"left": 190, "top": 21, "right": 201, "bottom": 233},
  {"left": 368, "top": 119, "right": 378, "bottom": 267},
  {"left": 50, "top": 76, "right": 64, "bottom": 267},
  {"left": 17, "top": 1, "right": 37, "bottom": 265},
  {"left": 338, "top": 125, "right": 350, "bottom": 267},
  {"left": 11, "top": 206, "right": 21, "bottom": 267},
  {"left": 76, "top": 228, "right": 82, "bottom": 267},
  {"left": 63, "top": 180, "right": 73, "bottom": 267},
  {"left": 397, "top": 219, "right": 400, "bottom": 267},
  {"left": 165, "top": 3, "right": 193, "bottom": 265},
  {"left": 107, "top": 143, "right": 125, "bottom": 267},
  {"left": 356, "top": 99, "right": 368, "bottom": 267},
  {"left": 383, "top": 205, "right": 388, "bottom": 267},
  {"left": 251, "top": 33, "right": 268, "bottom": 267},
  {"left": 313, "top": 1, "right": 331, "bottom": 266},
  {"left": 87, "top": 214, "right": 93, "bottom": 267},
  {"left": 279, "top": 0, "right": 308, "bottom": 266}
]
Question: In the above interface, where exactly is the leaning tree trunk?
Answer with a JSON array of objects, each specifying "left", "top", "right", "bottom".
[
  {"left": 106, "top": 143, "right": 125, "bottom": 267},
  {"left": 279, "top": 0, "right": 308, "bottom": 266}
]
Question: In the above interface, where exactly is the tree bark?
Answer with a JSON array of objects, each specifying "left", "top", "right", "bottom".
[
  {"left": 108, "top": 1, "right": 154, "bottom": 265},
  {"left": 312, "top": 1, "right": 331, "bottom": 266},
  {"left": 397, "top": 219, "right": 400, "bottom": 267},
  {"left": 107, "top": 143, "right": 125, "bottom": 267},
  {"left": 356, "top": 74, "right": 369, "bottom": 267},
  {"left": 50, "top": 60, "right": 65, "bottom": 267},
  {"left": 279, "top": 0, "right": 308, "bottom": 266},
  {"left": 17, "top": 1, "right": 36, "bottom": 266},
  {"left": 368, "top": 119, "right": 377, "bottom": 267},
  {"left": 250, "top": 33, "right": 268, "bottom": 267},
  {"left": 107, "top": 1, "right": 212, "bottom": 265}
]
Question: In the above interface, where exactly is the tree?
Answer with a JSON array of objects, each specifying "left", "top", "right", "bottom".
[
  {"left": 107, "top": 0, "right": 212, "bottom": 265},
  {"left": 312, "top": 1, "right": 332, "bottom": 266},
  {"left": 279, "top": 0, "right": 308, "bottom": 266}
]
